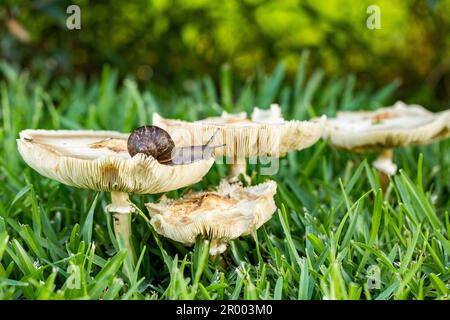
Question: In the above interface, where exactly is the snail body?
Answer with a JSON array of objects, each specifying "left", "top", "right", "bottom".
[{"left": 127, "top": 125, "right": 223, "bottom": 165}]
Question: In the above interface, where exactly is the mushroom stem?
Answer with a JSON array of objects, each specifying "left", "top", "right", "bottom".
[
  {"left": 209, "top": 239, "right": 227, "bottom": 256},
  {"left": 229, "top": 162, "right": 246, "bottom": 177},
  {"left": 372, "top": 148, "right": 397, "bottom": 191},
  {"left": 106, "top": 191, "right": 136, "bottom": 269},
  {"left": 228, "top": 161, "right": 250, "bottom": 183}
]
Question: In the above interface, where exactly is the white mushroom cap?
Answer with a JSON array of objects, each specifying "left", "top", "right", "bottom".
[
  {"left": 325, "top": 101, "right": 450, "bottom": 152},
  {"left": 152, "top": 106, "right": 325, "bottom": 158},
  {"left": 251, "top": 104, "right": 284, "bottom": 124},
  {"left": 218, "top": 111, "right": 248, "bottom": 122},
  {"left": 17, "top": 129, "right": 215, "bottom": 194},
  {"left": 146, "top": 180, "right": 277, "bottom": 254}
]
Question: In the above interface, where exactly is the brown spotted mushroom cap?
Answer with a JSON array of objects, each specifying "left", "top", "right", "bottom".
[
  {"left": 325, "top": 101, "right": 450, "bottom": 152},
  {"left": 17, "top": 129, "right": 215, "bottom": 194},
  {"left": 146, "top": 180, "right": 277, "bottom": 255}
]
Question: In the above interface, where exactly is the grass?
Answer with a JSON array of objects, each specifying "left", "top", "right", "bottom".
[{"left": 0, "top": 53, "right": 449, "bottom": 300}]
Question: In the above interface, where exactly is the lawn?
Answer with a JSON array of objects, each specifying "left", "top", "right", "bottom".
[{"left": 0, "top": 56, "right": 449, "bottom": 300}]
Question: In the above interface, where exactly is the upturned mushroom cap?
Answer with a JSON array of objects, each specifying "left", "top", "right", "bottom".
[
  {"left": 146, "top": 180, "right": 277, "bottom": 254},
  {"left": 325, "top": 101, "right": 450, "bottom": 152},
  {"left": 152, "top": 104, "right": 325, "bottom": 158},
  {"left": 17, "top": 129, "right": 215, "bottom": 194}
]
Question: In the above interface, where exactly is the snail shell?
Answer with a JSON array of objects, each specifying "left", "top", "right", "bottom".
[
  {"left": 127, "top": 125, "right": 175, "bottom": 163},
  {"left": 127, "top": 125, "right": 224, "bottom": 165}
]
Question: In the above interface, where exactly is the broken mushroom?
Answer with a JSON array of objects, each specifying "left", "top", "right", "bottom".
[
  {"left": 17, "top": 128, "right": 215, "bottom": 265},
  {"left": 146, "top": 179, "right": 277, "bottom": 255},
  {"left": 325, "top": 101, "right": 450, "bottom": 177},
  {"left": 153, "top": 104, "right": 326, "bottom": 181}
]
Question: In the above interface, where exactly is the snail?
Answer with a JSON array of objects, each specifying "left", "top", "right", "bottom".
[
  {"left": 127, "top": 125, "right": 224, "bottom": 165},
  {"left": 127, "top": 126, "right": 174, "bottom": 163}
]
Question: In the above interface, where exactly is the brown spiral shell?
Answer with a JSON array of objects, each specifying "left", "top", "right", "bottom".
[{"left": 127, "top": 125, "right": 175, "bottom": 163}]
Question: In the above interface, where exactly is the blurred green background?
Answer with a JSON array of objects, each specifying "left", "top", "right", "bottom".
[{"left": 1, "top": 0, "right": 449, "bottom": 110}]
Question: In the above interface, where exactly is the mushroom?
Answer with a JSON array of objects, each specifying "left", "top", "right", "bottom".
[
  {"left": 145, "top": 179, "right": 277, "bottom": 255},
  {"left": 153, "top": 104, "right": 326, "bottom": 181},
  {"left": 325, "top": 101, "right": 450, "bottom": 181},
  {"left": 17, "top": 128, "right": 216, "bottom": 265},
  {"left": 251, "top": 103, "right": 284, "bottom": 124}
]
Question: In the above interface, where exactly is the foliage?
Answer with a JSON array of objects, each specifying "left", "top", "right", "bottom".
[
  {"left": 1, "top": 0, "right": 450, "bottom": 109},
  {"left": 0, "top": 55, "right": 449, "bottom": 299}
]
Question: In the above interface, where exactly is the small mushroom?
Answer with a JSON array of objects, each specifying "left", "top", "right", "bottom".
[
  {"left": 325, "top": 101, "right": 450, "bottom": 183},
  {"left": 153, "top": 104, "right": 326, "bottom": 181},
  {"left": 17, "top": 128, "right": 215, "bottom": 267},
  {"left": 251, "top": 104, "right": 284, "bottom": 124},
  {"left": 146, "top": 179, "right": 277, "bottom": 255}
]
